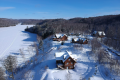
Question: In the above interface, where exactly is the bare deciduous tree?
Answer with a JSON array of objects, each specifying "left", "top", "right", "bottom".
[
  {"left": 98, "top": 49, "right": 105, "bottom": 64},
  {"left": 0, "top": 67, "right": 6, "bottom": 80},
  {"left": 37, "top": 35, "right": 42, "bottom": 43},
  {"left": 33, "top": 42, "right": 39, "bottom": 56},
  {"left": 3, "top": 55, "right": 17, "bottom": 80},
  {"left": 19, "top": 48, "right": 25, "bottom": 59}
]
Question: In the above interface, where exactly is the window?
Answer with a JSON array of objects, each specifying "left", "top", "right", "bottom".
[
  {"left": 71, "top": 62, "right": 73, "bottom": 64},
  {"left": 69, "top": 59, "right": 71, "bottom": 61},
  {"left": 70, "top": 66, "right": 73, "bottom": 68},
  {"left": 66, "top": 63, "right": 69, "bottom": 65}
]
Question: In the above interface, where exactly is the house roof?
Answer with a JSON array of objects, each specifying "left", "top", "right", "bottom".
[
  {"left": 80, "top": 38, "right": 87, "bottom": 42},
  {"left": 55, "top": 51, "right": 77, "bottom": 63},
  {"left": 98, "top": 31, "right": 105, "bottom": 35},
  {"left": 93, "top": 31, "right": 105, "bottom": 36},
  {"left": 73, "top": 38, "right": 79, "bottom": 42},
  {"left": 72, "top": 37, "right": 87, "bottom": 42},
  {"left": 55, "top": 34, "right": 67, "bottom": 38}
]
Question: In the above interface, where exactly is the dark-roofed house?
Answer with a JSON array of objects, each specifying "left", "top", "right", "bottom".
[
  {"left": 55, "top": 51, "right": 77, "bottom": 69},
  {"left": 72, "top": 38, "right": 88, "bottom": 44},
  {"left": 92, "top": 31, "right": 105, "bottom": 38},
  {"left": 53, "top": 34, "right": 67, "bottom": 41}
]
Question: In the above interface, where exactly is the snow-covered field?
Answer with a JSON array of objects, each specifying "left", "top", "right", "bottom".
[
  {"left": 0, "top": 24, "right": 120, "bottom": 80},
  {"left": 0, "top": 24, "right": 36, "bottom": 66},
  {"left": 19, "top": 35, "right": 107, "bottom": 80}
]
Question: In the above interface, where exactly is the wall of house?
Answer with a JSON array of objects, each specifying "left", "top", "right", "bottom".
[
  {"left": 53, "top": 38, "right": 58, "bottom": 41},
  {"left": 63, "top": 57, "right": 75, "bottom": 69},
  {"left": 78, "top": 40, "right": 83, "bottom": 44},
  {"left": 53, "top": 35, "right": 67, "bottom": 41},
  {"left": 61, "top": 35, "right": 67, "bottom": 41},
  {"left": 83, "top": 40, "right": 88, "bottom": 44},
  {"left": 98, "top": 35, "right": 105, "bottom": 38}
]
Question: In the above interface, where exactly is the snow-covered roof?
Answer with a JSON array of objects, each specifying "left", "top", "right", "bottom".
[
  {"left": 55, "top": 52, "right": 65, "bottom": 60},
  {"left": 55, "top": 34, "right": 67, "bottom": 38},
  {"left": 93, "top": 31, "right": 105, "bottom": 36},
  {"left": 72, "top": 37, "right": 87, "bottom": 42},
  {"left": 55, "top": 51, "right": 77, "bottom": 63},
  {"left": 98, "top": 31, "right": 105, "bottom": 35},
  {"left": 73, "top": 38, "right": 79, "bottom": 41},
  {"left": 63, "top": 51, "right": 77, "bottom": 62},
  {"left": 93, "top": 31, "right": 97, "bottom": 34},
  {"left": 79, "top": 38, "right": 87, "bottom": 42},
  {"left": 64, "top": 55, "right": 67, "bottom": 60}
]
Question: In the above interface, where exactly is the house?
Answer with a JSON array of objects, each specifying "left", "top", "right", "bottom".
[
  {"left": 72, "top": 37, "right": 88, "bottom": 44},
  {"left": 92, "top": 31, "right": 105, "bottom": 38},
  {"left": 53, "top": 34, "right": 68, "bottom": 41},
  {"left": 55, "top": 51, "right": 77, "bottom": 69}
]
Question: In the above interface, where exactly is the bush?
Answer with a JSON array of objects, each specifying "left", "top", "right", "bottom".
[
  {"left": 0, "top": 67, "right": 5, "bottom": 80},
  {"left": 61, "top": 41, "right": 64, "bottom": 45}
]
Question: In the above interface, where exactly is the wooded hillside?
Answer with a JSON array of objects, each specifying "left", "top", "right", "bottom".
[
  {"left": 0, "top": 18, "right": 19, "bottom": 27},
  {"left": 25, "top": 14, "right": 120, "bottom": 51}
]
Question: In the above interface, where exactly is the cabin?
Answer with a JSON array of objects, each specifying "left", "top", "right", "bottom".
[
  {"left": 92, "top": 31, "right": 105, "bottom": 38},
  {"left": 55, "top": 51, "right": 77, "bottom": 69},
  {"left": 72, "top": 38, "right": 88, "bottom": 44},
  {"left": 53, "top": 34, "right": 68, "bottom": 41}
]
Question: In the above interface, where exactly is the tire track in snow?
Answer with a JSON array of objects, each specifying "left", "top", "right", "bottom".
[
  {"left": 87, "top": 51, "right": 107, "bottom": 80},
  {"left": 82, "top": 51, "right": 95, "bottom": 79},
  {"left": 98, "top": 65, "right": 110, "bottom": 80}
]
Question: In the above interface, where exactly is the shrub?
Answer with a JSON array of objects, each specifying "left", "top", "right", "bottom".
[{"left": 61, "top": 41, "right": 64, "bottom": 45}]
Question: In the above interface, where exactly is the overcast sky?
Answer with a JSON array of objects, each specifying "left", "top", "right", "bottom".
[{"left": 0, "top": 0, "right": 120, "bottom": 19}]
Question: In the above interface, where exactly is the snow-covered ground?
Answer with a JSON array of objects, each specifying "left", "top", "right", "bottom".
[
  {"left": 0, "top": 24, "right": 120, "bottom": 80},
  {"left": 18, "top": 35, "right": 107, "bottom": 80},
  {"left": 0, "top": 24, "right": 36, "bottom": 66}
]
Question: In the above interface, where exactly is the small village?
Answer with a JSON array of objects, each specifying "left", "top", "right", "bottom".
[
  {"left": 1, "top": 0, "right": 120, "bottom": 80},
  {"left": 0, "top": 23, "right": 120, "bottom": 80},
  {"left": 53, "top": 31, "right": 105, "bottom": 70}
]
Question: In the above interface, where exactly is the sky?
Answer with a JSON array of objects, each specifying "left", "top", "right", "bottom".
[{"left": 0, "top": 0, "right": 120, "bottom": 19}]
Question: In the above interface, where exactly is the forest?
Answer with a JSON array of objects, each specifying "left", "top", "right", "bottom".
[
  {"left": 1, "top": 14, "right": 120, "bottom": 51},
  {"left": 0, "top": 18, "right": 43, "bottom": 27},
  {"left": 25, "top": 14, "right": 120, "bottom": 51},
  {"left": 0, "top": 18, "right": 19, "bottom": 27}
]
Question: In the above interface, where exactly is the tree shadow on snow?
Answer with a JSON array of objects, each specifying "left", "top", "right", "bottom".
[
  {"left": 11, "top": 53, "right": 20, "bottom": 55},
  {"left": 40, "top": 59, "right": 57, "bottom": 69},
  {"left": 33, "top": 59, "right": 57, "bottom": 80},
  {"left": 21, "top": 31, "right": 37, "bottom": 42}
]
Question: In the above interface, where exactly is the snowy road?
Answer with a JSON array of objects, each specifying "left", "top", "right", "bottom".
[{"left": 0, "top": 24, "right": 36, "bottom": 59}]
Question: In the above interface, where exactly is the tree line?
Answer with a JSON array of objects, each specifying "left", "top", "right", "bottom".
[
  {"left": 25, "top": 14, "right": 120, "bottom": 51},
  {"left": 90, "top": 38, "right": 120, "bottom": 79},
  {"left": 0, "top": 18, "right": 44, "bottom": 27}
]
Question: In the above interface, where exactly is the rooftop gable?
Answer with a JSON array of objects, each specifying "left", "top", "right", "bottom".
[
  {"left": 72, "top": 37, "right": 87, "bottom": 42},
  {"left": 93, "top": 31, "right": 105, "bottom": 36},
  {"left": 55, "top": 34, "right": 67, "bottom": 38},
  {"left": 55, "top": 51, "right": 77, "bottom": 63}
]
